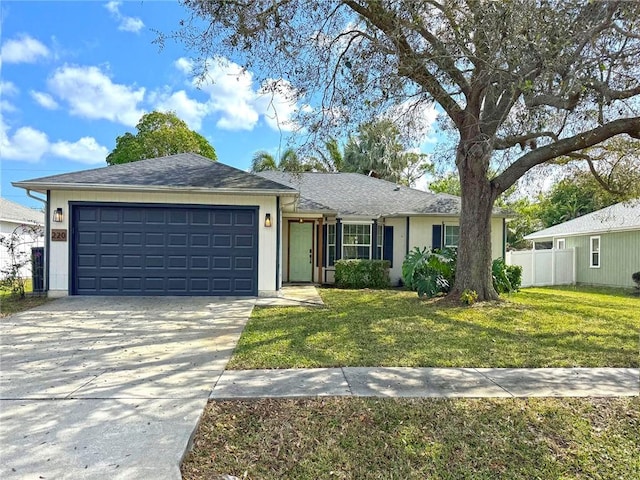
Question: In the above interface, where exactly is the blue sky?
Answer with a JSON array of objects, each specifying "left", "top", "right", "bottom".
[{"left": 2, "top": 0, "right": 362, "bottom": 209}]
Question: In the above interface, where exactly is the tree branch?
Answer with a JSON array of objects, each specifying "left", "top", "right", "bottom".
[
  {"left": 492, "top": 116, "right": 640, "bottom": 194},
  {"left": 494, "top": 131, "right": 559, "bottom": 150},
  {"left": 342, "top": 0, "right": 464, "bottom": 126}
]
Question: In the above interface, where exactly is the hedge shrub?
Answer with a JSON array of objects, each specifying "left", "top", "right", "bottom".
[{"left": 335, "top": 259, "right": 390, "bottom": 289}]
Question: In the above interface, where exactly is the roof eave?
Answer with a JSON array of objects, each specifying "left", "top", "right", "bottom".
[
  {"left": 12, "top": 182, "right": 298, "bottom": 197},
  {"left": 525, "top": 224, "right": 640, "bottom": 240}
]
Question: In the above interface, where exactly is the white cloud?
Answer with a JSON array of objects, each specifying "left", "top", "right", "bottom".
[
  {"left": 1, "top": 81, "right": 19, "bottom": 112},
  {"left": 1, "top": 119, "right": 107, "bottom": 164},
  {"left": 149, "top": 89, "right": 209, "bottom": 131},
  {"left": 48, "top": 65, "right": 145, "bottom": 126},
  {"left": 105, "top": 2, "right": 145, "bottom": 33},
  {"left": 0, "top": 120, "right": 50, "bottom": 162},
  {"left": 1, "top": 34, "right": 49, "bottom": 64},
  {"left": 255, "top": 79, "right": 299, "bottom": 132},
  {"left": 50, "top": 137, "right": 109, "bottom": 164},
  {"left": 30, "top": 90, "right": 59, "bottom": 110},
  {"left": 174, "top": 57, "right": 300, "bottom": 132},
  {"left": 1, "top": 81, "right": 19, "bottom": 96},
  {"left": 174, "top": 57, "right": 193, "bottom": 75},
  {"left": 198, "top": 58, "right": 260, "bottom": 131}
]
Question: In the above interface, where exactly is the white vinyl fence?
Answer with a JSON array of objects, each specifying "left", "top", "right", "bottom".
[{"left": 506, "top": 248, "right": 575, "bottom": 287}]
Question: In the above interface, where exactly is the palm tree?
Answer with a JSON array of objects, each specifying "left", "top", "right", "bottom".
[
  {"left": 251, "top": 148, "right": 316, "bottom": 173},
  {"left": 310, "top": 137, "right": 343, "bottom": 172},
  {"left": 251, "top": 151, "right": 278, "bottom": 172}
]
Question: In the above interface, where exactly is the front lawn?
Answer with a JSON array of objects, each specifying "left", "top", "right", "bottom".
[
  {"left": 228, "top": 287, "right": 640, "bottom": 369},
  {"left": 0, "top": 280, "right": 50, "bottom": 318},
  {"left": 182, "top": 397, "right": 639, "bottom": 480}
]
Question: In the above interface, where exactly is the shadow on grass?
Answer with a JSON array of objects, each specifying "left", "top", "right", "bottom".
[
  {"left": 183, "top": 397, "right": 640, "bottom": 480},
  {"left": 228, "top": 288, "right": 640, "bottom": 369}
]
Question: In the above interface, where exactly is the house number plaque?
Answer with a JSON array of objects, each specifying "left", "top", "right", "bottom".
[{"left": 51, "top": 229, "right": 68, "bottom": 242}]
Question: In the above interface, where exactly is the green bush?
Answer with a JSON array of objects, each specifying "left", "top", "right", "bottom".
[
  {"left": 402, "top": 247, "right": 456, "bottom": 298},
  {"left": 492, "top": 258, "right": 522, "bottom": 293},
  {"left": 402, "top": 247, "right": 522, "bottom": 298},
  {"left": 632, "top": 271, "right": 640, "bottom": 294},
  {"left": 335, "top": 259, "right": 390, "bottom": 289},
  {"left": 505, "top": 263, "right": 523, "bottom": 292}
]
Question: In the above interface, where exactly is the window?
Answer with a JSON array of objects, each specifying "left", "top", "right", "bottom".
[
  {"left": 376, "top": 224, "right": 384, "bottom": 260},
  {"left": 342, "top": 223, "right": 371, "bottom": 260},
  {"left": 327, "top": 224, "right": 336, "bottom": 266},
  {"left": 444, "top": 225, "right": 459, "bottom": 247},
  {"left": 590, "top": 236, "right": 600, "bottom": 268},
  {"left": 556, "top": 238, "right": 566, "bottom": 250}
]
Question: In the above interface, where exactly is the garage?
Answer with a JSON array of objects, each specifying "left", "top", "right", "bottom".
[{"left": 72, "top": 203, "right": 258, "bottom": 296}]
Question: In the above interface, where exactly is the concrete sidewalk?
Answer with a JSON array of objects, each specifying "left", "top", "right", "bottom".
[{"left": 211, "top": 367, "right": 639, "bottom": 399}]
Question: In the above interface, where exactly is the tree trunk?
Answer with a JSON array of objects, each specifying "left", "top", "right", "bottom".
[{"left": 451, "top": 135, "right": 500, "bottom": 301}]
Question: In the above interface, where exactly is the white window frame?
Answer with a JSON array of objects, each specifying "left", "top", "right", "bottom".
[
  {"left": 342, "top": 223, "right": 372, "bottom": 260},
  {"left": 590, "top": 236, "right": 600, "bottom": 268},
  {"left": 556, "top": 238, "right": 566, "bottom": 250},
  {"left": 444, "top": 225, "right": 460, "bottom": 248},
  {"left": 326, "top": 224, "right": 336, "bottom": 266}
]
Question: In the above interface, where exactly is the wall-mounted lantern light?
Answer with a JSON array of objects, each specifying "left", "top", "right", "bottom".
[
  {"left": 53, "top": 208, "right": 64, "bottom": 223},
  {"left": 264, "top": 213, "right": 272, "bottom": 227}
]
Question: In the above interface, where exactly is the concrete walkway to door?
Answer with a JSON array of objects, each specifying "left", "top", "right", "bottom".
[{"left": 0, "top": 296, "right": 255, "bottom": 480}]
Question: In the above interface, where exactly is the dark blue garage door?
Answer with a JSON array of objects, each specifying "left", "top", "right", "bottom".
[{"left": 72, "top": 203, "right": 258, "bottom": 296}]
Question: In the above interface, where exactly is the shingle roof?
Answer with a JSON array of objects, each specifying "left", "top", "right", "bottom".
[
  {"left": 13, "top": 153, "right": 297, "bottom": 194},
  {"left": 525, "top": 200, "right": 640, "bottom": 240},
  {"left": 256, "top": 171, "right": 496, "bottom": 217},
  {"left": 0, "top": 198, "right": 44, "bottom": 225}
]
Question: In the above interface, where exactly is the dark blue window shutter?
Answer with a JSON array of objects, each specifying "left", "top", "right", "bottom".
[
  {"left": 383, "top": 226, "right": 393, "bottom": 267},
  {"left": 371, "top": 220, "right": 378, "bottom": 260},
  {"left": 432, "top": 225, "right": 442, "bottom": 249},
  {"left": 321, "top": 224, "right": 327, "bottom": 267}
]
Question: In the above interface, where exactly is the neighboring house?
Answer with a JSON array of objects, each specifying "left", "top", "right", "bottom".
[
  {"left": 13, "top": 153, "right": 508, "bottom": 297},
  {"left": 524, "top": 200, "right": 640, "bottom": 288},
  {"left": 0, "top": 198, "right": 45, "bottom": 278}
]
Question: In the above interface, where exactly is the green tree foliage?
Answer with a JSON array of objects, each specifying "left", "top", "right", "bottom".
[
  {"left": 428, "top": 173, "right": 461, "bottom": 196},
  {"left": 173, "top": 1, "right": 640, "bottom": 301},
  {"left": 250, "top": 148, "right": 321, "bottom": 172},
  {"left": 343, "top": 120, "right": 431, "bottom": 186},
  {"left": 310, "top": 137, "right": 344, "bottom": 173},
  {"left": 106, "top": 111, "right": 217, "bottom": 164},
  {"left": 537, "top": 171, "right": 625, "bottom": 228}
]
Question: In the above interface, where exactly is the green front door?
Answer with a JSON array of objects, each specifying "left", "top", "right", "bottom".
[{"left": 289, "top": 222, "right": 313, "bottom": 282}]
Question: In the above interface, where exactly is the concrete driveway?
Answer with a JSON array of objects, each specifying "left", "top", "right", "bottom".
[{"left": 0, "top": 296, "right": 254, "bottom": 480}]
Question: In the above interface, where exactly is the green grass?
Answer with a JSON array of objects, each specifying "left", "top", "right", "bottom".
[
  {"left": 182, "top": 397, "right": 640, "bottom": 480},
  {"left": 0, "top": 279, "right": 50, "bottom": 318},
  {"left": 228, "top": 286, "right": 640, "bottom": 369}
]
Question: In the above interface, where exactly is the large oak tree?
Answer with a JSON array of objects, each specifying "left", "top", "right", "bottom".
[{"left": 171, "top": 0, "right": 640, "bottom": 300}]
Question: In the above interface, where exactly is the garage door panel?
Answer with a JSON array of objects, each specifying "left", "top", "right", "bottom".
[
  {"left": 99, "top": 277, "right": 120, "bottom": 290},
  {"left": 100, "top": 209, "right": 120, "bottom": 223},
  {"left": 145, "top": 233, "right": 165, "bottom": 246},
  {"left": 72, "top": 204, "right": 258, "bottom": 296},
  {"left": 123, "top": 232, "right": 143, "bottom": 246},
  {"left": 190, "top": 256, "right": 210, "bottom": 269},
  {"left": 190, "top": 234, "right": 210, "bottom": 247},
  {"left": 168, "top": 256, "right": 187, "bottom": 269}
]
